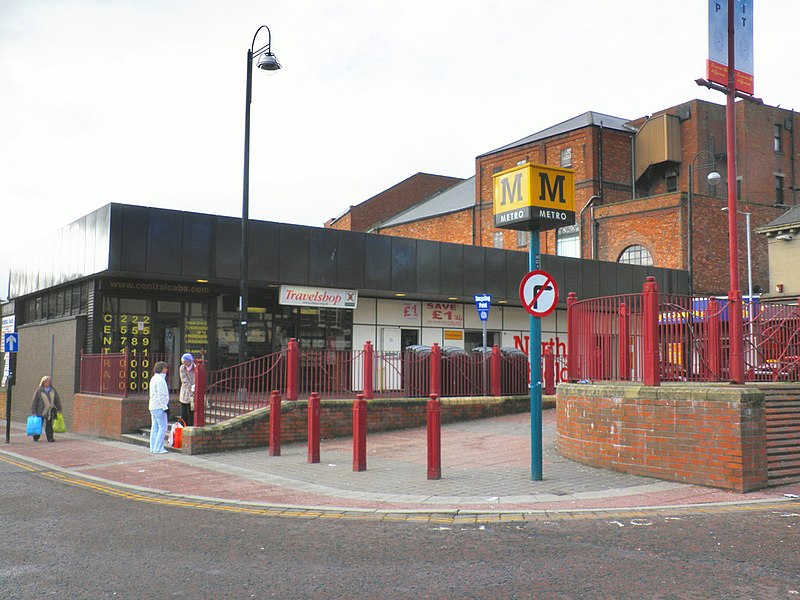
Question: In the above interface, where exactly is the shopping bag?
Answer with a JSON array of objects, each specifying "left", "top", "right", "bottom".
[
  {"left": 27, "top": 415, "right": 43, "bottom": 436},
  {"left": 53, "top": 413, "right": 66, "bottom": 434},
  {"left": 169, "top": 419, "right": 185, "bottom": 449}
]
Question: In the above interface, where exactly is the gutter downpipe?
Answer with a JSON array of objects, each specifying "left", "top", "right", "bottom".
[{"left": 579, "top": 195, "right": 601, "bottom": 260}]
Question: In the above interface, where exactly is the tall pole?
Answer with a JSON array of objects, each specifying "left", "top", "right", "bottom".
[
  {"left": 529, "top": 228, "right": 542, "bottom": 481},
  {"left": 240, "top": 49, "right": 253, "bottom": 364},
  {"left": 745, "top": 211, "right": 754, "bottom": 366},
  {"left": 687, "top": 163, "right": 694, "bottom": 296},
  {"left": 725, "top": 0, "right": 745, "bottom": 384}
]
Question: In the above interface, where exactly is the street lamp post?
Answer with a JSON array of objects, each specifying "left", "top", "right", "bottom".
[
  {"left": 240, "top": 26, "right": 281, "bottom": 364},
  {"left": 723, "top": 207, "right": 754, "bottom": 369},
  {"left": 687, "top": 150, "right": 720, "bottom": 296}
]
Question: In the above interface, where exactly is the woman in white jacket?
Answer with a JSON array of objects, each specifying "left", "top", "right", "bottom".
[{"left": 148, "top": 361, "right": 170, "bottom": 454}]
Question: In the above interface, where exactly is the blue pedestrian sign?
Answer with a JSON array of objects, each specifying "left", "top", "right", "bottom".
[
  {"left": 3, "top": 333, "right": 19, "bottom": 353},
  {"left": 474, "top": 294, "right": 491, "bottom": 322}
]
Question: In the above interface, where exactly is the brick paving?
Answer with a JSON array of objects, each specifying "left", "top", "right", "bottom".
[{"left": 2, "top": 409, "right": 799, "bottom": 514}]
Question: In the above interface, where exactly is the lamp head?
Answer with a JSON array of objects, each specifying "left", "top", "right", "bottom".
[
  {"left": 707, "top": 171, "right": 721, "bottom": 185},
  {"left": 256, "top": 52, "right": 281, "bottom": 71}
]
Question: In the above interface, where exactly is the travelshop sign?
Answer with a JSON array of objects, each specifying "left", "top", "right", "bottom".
[{"left": 279, "top": 285, "right": 358, "bottom": 309}]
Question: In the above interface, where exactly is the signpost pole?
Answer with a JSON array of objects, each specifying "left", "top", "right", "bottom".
[
  {"left": 5, "top": 354, "right": 15, "bottom": 444},
  {"left": 529, "top": 229, "right": 542, "bottom": 481}
]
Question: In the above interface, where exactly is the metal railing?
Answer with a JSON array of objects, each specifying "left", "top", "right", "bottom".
[{"left": 568, "top": 277, "right": 800, "bottom": 385}]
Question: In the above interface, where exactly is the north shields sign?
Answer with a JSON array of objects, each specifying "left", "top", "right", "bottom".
[{"left": 492, "top": 163, "right": 575, "bottom": 231}]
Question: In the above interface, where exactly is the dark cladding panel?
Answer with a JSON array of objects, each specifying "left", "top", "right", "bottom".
[
  {"left": 390, "top": 237, "right": 417, "bottom": 292},
  {"left": 337, "top": 231, "right": 366, "bottom": 289},
  {"left": 181, "top": 212, "right": 214, "bottom": 278},
  {"left": 309, "top": 227, "right": 339, "bottom": 287},
  {"left": 484, "top": 248, "right": 506, "bottom": 297},
  {"left": 462, "top": 246, "right": 485, "bottom": 294},
  {"left": 119, "top": 205, "right": 148, "bottom": 273},
  {"left": 440, "top": 244, "right": 463, "bottom": 296},
  {"left": 146, "top": 208, "right": 182, "bottom": 275},
  {"left": 108, "top": 204, "right": 124, "bottom": 272},
  {"left": 365, "top": 235, "right": 391, "bottom": 290},
  {"left": 540, "top": 254, "right": 567, "bottom": 305},
  {"left": 278, "top": 224, "right": 309, "bottom": 284},
  {"left": 598, "top": 261, "right": 618, "bottom": 297},
  {"left": 215, "top": 216, "right": 240, "bottom": 280},
  {"left": 249, "top": 220, "right": 280, "bottom": 283},
  {"left": 613, "top": 263, "right": 635, "bottom": 295},
  {"left": 416, "top": 240, "right": 440, "bottom": 295},
  {"left": 506, "top": 250, "right": 528, "bottom": 301},
  {"left": 581, "top": 260, "right": 600, "bottom": 299}
]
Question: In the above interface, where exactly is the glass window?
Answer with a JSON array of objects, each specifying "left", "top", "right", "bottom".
[
  {"left": 776, "top": 175, "right": 785, "bottom": 205},
  {"left": 618, "top": 245, "right": 653, "bottom": 266},
  {"left": 560, "top": 147, "right": 572, "bottom": 168},
  {"left": 666, "top": 174, "right": 678, "bottom": 192},
  {"left": 774, "top": 124, "right": 782, "bottom": 153},
  {"left": 556, "top": 226, "right": 580, "bottom": 258},
  {"left": 516, "top": 230, "right": 529, "bottom": 248},
  {"left": 493, "top": 231, "right": 504, "bottom": 249}
]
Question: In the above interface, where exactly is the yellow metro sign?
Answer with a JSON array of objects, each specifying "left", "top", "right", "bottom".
[{"left": 492, "top": 163, "right": 576, "bottom": 231}]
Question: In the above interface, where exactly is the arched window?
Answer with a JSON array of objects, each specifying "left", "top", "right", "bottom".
[{"left": 618, "top": 245, "right": 653, "bottom": 266}]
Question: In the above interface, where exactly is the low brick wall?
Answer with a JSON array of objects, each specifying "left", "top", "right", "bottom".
[
  {"left": 182, "top": 395, "right": 533, "bottom": 455},
  {"left": 73, "top": 394, "right": 180, "bottom": 439},
  {"left": 556, "top": 383, "right": 767, "bottom": 492}
]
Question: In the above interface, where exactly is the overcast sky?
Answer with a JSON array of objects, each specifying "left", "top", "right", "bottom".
[{"left": 1, "top": 0, "right": 798, "bottom": 300}]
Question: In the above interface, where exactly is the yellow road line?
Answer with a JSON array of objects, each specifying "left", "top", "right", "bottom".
[{"left": 1, "top": 454, "right": 797, "bottom": 524}]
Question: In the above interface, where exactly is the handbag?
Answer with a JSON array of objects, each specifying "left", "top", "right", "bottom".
[
  {"left": 26, "top": 415, "right": 43, "bottom": 436},
  {"left": 53, "top": 412, "right": 66, "bottom": 434},
  {"left": 168, "top": 419, "right": 185, "bottom": 449}
]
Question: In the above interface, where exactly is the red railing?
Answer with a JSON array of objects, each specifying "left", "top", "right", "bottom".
[
  {"left": 189, "top": 340, "right": 535, "bottom": 424},
  {"left": 568, "top": 277, "right": 800, "bottom": 385},
  {"left": 202, "top": 350, "right": 286, "bottom": 422}
]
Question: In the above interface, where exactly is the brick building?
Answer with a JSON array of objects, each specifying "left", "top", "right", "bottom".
[
  {"left": 326, "top": 172, "right": 463, "bottom": 233},
  {"left": 350, "top": 99, "right": 799, "bottom": 296}
]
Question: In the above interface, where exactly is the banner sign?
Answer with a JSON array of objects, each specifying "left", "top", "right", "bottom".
[
  {"left": 707, "top": 0, "right": 754, "bottom": 94},
  {"left": 279, "top": 285, "right": 358, "bottom": 309}
]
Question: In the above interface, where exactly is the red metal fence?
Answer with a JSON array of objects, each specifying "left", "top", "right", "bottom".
[
  {"left": 80, "top": 340, "right": 536, "bottom": 424},
  {"left": 568, "top": 276, "right": 800, "bottom": 385}
]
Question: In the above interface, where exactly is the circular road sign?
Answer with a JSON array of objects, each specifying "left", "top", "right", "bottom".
[{"left": 519, "top": 270, "right": 559, "bottom": 318}]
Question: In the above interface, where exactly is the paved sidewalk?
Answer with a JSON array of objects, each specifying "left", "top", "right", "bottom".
[{"left": 2, "top": 410, "right": 798, "bottom": 514}]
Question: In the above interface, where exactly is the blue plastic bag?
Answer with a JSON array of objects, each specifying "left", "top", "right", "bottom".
[{"left": 26, "top": 415, "right": 43, "bottom": 436}]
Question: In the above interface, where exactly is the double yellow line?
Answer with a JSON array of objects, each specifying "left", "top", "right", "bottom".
[{"left": 2, "top": 454, "right": 797, "bottom": 523}]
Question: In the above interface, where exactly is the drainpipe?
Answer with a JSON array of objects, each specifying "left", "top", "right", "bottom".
[
  {"left": 579, "top": 195, "right": 601, "bottom": 260},
  {"left": 791, "top": 109, "right": 797, "bottom": 205}
]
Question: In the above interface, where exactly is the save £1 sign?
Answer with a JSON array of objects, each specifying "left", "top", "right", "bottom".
[{"left": 422, "top": 302, "right": 464, "bottom": 327}]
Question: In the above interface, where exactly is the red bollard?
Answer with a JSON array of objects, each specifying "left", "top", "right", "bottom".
[
  {"left": 352, "top": 394, "right": 367, "bottom": 471},
  {"left": 269, "top": 390, "right": 281, "bottom": 457},
  {"left": 427, "top": 394, "right": 441, "bottom": 480},
  {"left": 307, "top": 392, "right": 320, "bottom": 463},
  {"left": 286, "top": 338, "right": 299, "bottom": 401},
  {"left": 543, "top": 346, "right": 556, "bottom": 395}
]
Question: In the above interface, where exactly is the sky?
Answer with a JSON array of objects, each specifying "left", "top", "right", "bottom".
[{"left": 1, "top": 0, "right": 798, "bottom": 301}]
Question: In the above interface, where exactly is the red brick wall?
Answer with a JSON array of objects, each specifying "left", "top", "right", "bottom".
[
  {"left": 376, "top": 209, "right": 474, "bottom": 244},
  {"left": 183, "top": 395, "right": 532, "bottom": 455},
  {"left": 327, "top": 173, "right": 463, "bottom": 232},
  {"left": 556, "top": 383, "right": 767, "bottom": 492},
  {"left": 73, "top": 393, "right": 180, "bottom": 439}
]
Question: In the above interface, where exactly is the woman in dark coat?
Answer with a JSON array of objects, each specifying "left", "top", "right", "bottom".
[{"left": 30, "top": 375, "right": 63, "bottom": 442}]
